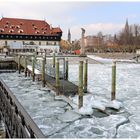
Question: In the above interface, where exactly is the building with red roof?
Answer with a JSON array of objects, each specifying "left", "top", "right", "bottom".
[{"left": 0, "top": 17, "right": 62, "bottom": 53}]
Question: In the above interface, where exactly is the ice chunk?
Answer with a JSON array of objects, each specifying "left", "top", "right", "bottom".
[
  {"left": 76, "top": 106, "right": 94, "bottom": 115},
  {"left": 90, "top": 100, "right": 106, "bottom": 111},
  {"left": 55, "top": 95, "right": 78, "bottom": 109},
  {"left": 105, "top": 100, "right": 123, "bottom": 110},
  {"left": 57, "top": 110, "right": 81, "bottom": 123}
]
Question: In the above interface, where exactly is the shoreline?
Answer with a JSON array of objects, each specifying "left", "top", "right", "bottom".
[{"left": 68, "top": 53, "right": 136, "bottom": 64}]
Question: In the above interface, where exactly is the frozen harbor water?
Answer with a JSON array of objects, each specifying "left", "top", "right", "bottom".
[{"left": 0, "top": 62, "right": 140, "bottom": 138}]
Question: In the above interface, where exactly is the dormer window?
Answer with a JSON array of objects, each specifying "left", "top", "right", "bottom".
[
  {"left": 5, "top": 25, "right": 8, "bottom": 28},
  {"left": 6, "top": 21, "right": 9, "bottom": 24},
  {"left": 32, "top": 23, "right": 35, "bottom": 26},
  {"left": 20, "top": 22, "right": 23, "bottom": 25},
  {"left": 9, "top": 29, "right": 14, "bottom": 33},
  {"left": 16, "top": 25, "right": 20, "bottom": 29},
  {"left": 10, "top": 25, "right": 15, "bottom": 29},
  {"left": 0, "top": 28, "right": 4, "bottom": 32},
  {"left": 41, "top": 28, "right": 44, "bottom": 30},
  {"left": 42, "top": 31, "right": 46, "bottom": 34},
  {"left": 18, "top": 29, "right": 23, "bottom": 33},
  {"left": 34, "top": 26, "right": 37, "bottom": 30},
  {"left": 35, "top": 30, "right": 40, "bottom": 34}
]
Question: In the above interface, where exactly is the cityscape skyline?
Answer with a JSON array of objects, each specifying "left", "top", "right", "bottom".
[{"left": 0, "top": 0, "right": 140, "bottom": 40}]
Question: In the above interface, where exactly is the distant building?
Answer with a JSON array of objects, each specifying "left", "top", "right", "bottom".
[
  {"left": 67, "top": 29, "right": 71, "bottom": 43},
  {"left": 0, "top": 17, "right": 62, "bottom": 53},
  {"left": 80, "top": 35, "right": 102, "bottom": 48}
]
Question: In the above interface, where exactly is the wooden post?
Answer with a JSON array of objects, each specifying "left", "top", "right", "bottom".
[
  {"left": 18, "top": 55, "right": 21, "bottom": 74},
  {"left": 44, "top": 50, "right": 46, "bottom": 64},
  {"left": 56, "top": 59, "right": 60, "bottom": 95},
  {"left": 24, "top": 56, "right": 27, "bottom": 77},
  {"left": 111, "top": 61, "right": 116, "bottom": 100},
  {"left": 42, "top": 58, "right": 45, "bottom": 87},
  {"left": 78, "top": 61, "right": 83, "bottom": 109},
  {"left": 83, "top": 59, "right": 88, "bottom": 93},
  {"left": 65, "top": 58, "right": 69, "bottom": 80},
  {"left": 53, "top": 52, "right": 55, "bottom": 68},
  {"left": 28, "top": 71, "right": 30, "bottom": 77},
  {"left": 32, "top": 57, "right": 35, "bottom": 81}
]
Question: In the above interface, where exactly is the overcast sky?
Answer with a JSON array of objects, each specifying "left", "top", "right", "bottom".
[{"left": 0, "top": 0, "right": 140, "bottom": 40}]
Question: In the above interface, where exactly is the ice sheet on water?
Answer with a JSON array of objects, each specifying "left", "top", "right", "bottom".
[
  {"left": 57, "top": 110, "right": 81, "bottom": 123},
  {"left": 45, "top": 101, "right": 68, "bottom": 108},
  {"left": 50, "top": 117, "right": 107, "bottom": 138},
  {"left": 117, "top": 123, "right": 140, "bottom": 138},
  {"left": 34, "top": 116, "right": 69, "bottom": 136}
]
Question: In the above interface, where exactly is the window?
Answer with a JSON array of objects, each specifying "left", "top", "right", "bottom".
[
  {"left": 16, "top": 25, "right": 20, "bottom": 29},
  {"left": 39, "top": 42, "right": 41, "bottom": 45},
  {"left": 35, "top": 30, "right": 40, "bottom": 34},
  {"left": 10, "top": 25, "right": 15, "bottom": 29},
  {"left": 9, "top": 29, "right": 14, "bottom": 33},
  {"left": 18, "top": 29, "right": 23, "bottom": 33},
  {"left": 20, "top": 22, "right": 23, "bottom": 25},
  {"left": 5, "top": 25, "right": 8, "bottom": 28},
  {"left": 46, "top": 42, "right": 48, "bottom": 45},
  {"left": 23, "top": 41, "right": 25, "bottom": 45},
  {"left": 54, "top": 42, "right": 56, "bottom": 45},
  {"left": 5, "top": 41, "right": 7, "bottom": 46},
  {"left": 0, "top": 28, "right": 4, "bottom": 32}
]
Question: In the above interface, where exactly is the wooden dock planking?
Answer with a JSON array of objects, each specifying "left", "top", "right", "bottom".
[
  {"left": 14, "top": 56, "right": 78, "bottom": 96},
  {"left": 45, "top": 74, "right": 78, "bottom": 96}
]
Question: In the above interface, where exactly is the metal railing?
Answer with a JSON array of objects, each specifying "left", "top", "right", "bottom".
[{"left": 0, "top": 78, "right": 45, "bottom": 138}]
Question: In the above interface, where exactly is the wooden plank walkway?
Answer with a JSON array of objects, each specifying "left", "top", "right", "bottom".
[
  {"left": 14, "top": 56, "right": 78, "bottom": 96},
  {"left": 45, "top": 74, "right": 78, "bottom": 96}
]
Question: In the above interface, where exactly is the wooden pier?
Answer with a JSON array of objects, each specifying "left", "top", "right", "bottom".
[
  {"left": 45, "top": 74, "right": 78, "bottom": 96},
  {"left": 14, "top": 54, "right": 78, "bottom": 96}
]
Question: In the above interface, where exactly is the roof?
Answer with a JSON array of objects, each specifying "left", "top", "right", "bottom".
[{"left": 0, "top": 17, "right": 62, "bottom": 36}]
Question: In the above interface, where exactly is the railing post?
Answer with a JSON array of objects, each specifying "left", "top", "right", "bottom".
[
  {"left": 18, "top": 55, "right": 21, "bottom": 74},
  {"left": 65, "top": 58, "right": 69, "bottom": 80},
  {"left": 78, "top": 61, "right": 83, "bottom": 109},
  {"left": 53, "top": 52, "right": 55, "bottom": 68},
  {"left": 111, "top": 61, "right": 116, "bottom": 100},
  {"left": 83, "top": 59, "right": 88, "bottom": 93},
  {"left": 32, "top": 57, "right": 35, "bottom": 81},
  {"left": 56, "top": 59, "right": 60, "bottom": 95},
  {"left": 42, "top": 58, "right": 45, "bottom": 87},
  {"left": 24, "top": 56, "right": 27, "bottom": 77}
]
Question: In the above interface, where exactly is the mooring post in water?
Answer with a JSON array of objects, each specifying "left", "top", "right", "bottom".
[
  {"left": 44, "top": 50, "right": 46, "bottom": 64},
  {"left": 24, "top": 56, "right": 27, "bottom": 77},
  {"left": 53, "top": 52, "right": 56, "bottom": 68},
  {"left": 32, "top": 56, "right": 35, "bottom": 81},
  {"left": 56, "top": 59, "right": 60, "bottom": 95},
  {"left": 83, "top": 59, "right": 88, "bottom": 93},
  {"left": 42, "top": 58, "right": 45, "bottom": 87},
  {"left": 18, "top": 55, "right": 21, "bottom": 74},
  {"left": 78, "top": 61, "right": 83, "bottom": 109},
  {"left": 65, "top": 58, "right": 69, "bottom": 80},
  {"left": 111, "top": 61, "right": 116, "bottom": 100}
]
